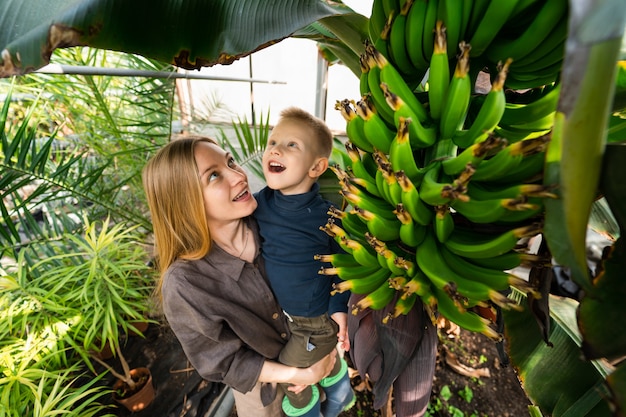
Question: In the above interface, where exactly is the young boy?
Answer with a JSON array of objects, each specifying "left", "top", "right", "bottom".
[{"left": 254, "top": 107, "right": 355, "bottom": 417}]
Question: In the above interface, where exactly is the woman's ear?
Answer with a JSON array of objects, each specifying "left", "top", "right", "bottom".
[{"left": 309, "top": 157, "right": 329, "bottom": 179}]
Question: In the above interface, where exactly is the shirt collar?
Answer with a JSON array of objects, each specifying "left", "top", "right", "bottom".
[
  {"left": 271, "top": 182, "right": 320, "bottom": 211},
  {"left": 206, "top": 217, "right": 260, "bottom": 281}
]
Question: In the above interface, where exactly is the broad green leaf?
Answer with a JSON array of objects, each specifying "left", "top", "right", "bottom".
[
  {"left": 0, "top": 0, "right": 344, "bottom": 77},
  {"left": 544, "top": 0, "right": 625, "bottom": 291},
  {"left": 503, "top": 295, "right": 613, "bottom": 417}
]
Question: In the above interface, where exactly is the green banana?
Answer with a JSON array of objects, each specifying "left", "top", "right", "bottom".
[
  {"left": 341, "top": 237, "right": 380, "bottom": 267},
  {"left": 472, "top": 134, "right": 550, "bottom": 181},
  {"left": 421, "top": 0, "right": 439, "bottom": 65},
  {"left": 349, "top": 176, "right": 384, "bottom": 200},
  {"left": 345, "top": 141, "right": 377, "bottom": 185},
  {"left": 432, "top": 285, "right": 502, "bottom": 340},
  {"left": 386, "top": 291, "right": 419, "bottom": 322},
  {"left": 382, "top": 0, "right": 400, "bottom": 19},
  {"left": 353, "top": 277, "right": 397, "bottom": 312},
  {"left": 388, "top": 117, "right": 430, "bottom": 181},
  {"left": 395, "top": 203, "right": 428, "bottom": 247},
  {"left": 439, "top": 42, "right": 471, "bottom": 140},
  {"left": 315, "top": 253, "right": 362, "bottom": 269},
  {"left": 427, "top": 20, "right": 450, "bottom": 121},
  {"left": 340, "top": 187, "right": 396, "bottom": 220},
  {"left": 374, "top": 10, "right": 394, "bottom": 66},
  {"left": 458, "top": 0, "right": 473, "bottom": 43},
  {"left": 327, "top": 205, "right": 370, "bottom": 239},
  {"left": 437, "top": 0, "right": 462, "bottom": 58},
  {"left": 443, "top": 223, "right": 543, "bottom": 259},
  {"left": 450, "top": 195, "right": 541, "bottom": 224},
  {"left": 485, "top": 0, "right": 569, "bottom": 63},
  {"left": 320, "top": 220, "right": 348, "bottom": 242},
  {"left": 382, "top": 84, "right": 437, "bottom": 148},
  {"left": 418, "top": 162, "right": 470, "bottom": 206},
  {"left": 486, "top": 150, "right": 546, "bottom": 185},
  {"left": 355, "top": 97, "right": 396, "bottom": 154},
  {"left": 375, "top": 160, "right": 392, "bottom": 204},
  {"left": 453, "top": 58, "right": 512, "bottom": 148},
  {"left": 336, "top": 99, "right": 375, "bottom": 153},
  {"left": 500, "top": 111, "right": 556, "bottom": 134},
  {"left": 372, "top": 45, "right": 429, "bottom": 123},
  {"left": 434, "top": 204, "right": 454, "bottom": 243},
  {"left": 439, "top": 245, "right": 536, "bottom": 294},
  {"left": 368, "top": 236, "right": 407, "bottom": 276},
  {"left": 467, "top": 0, "right": 521, "bottom": 57},
  {"left": 468, "top": 250, "right": 547, "bottom": 271},
  {"left": 396, "top": 170, "right": 433, "bottom": 226},
  {"left": 510, "top": 17, "right": 567, "bottom": 70},
  {"left": 382, "top": 167, "right": 404, "bottom": 207},
  {"left": 402, "top": 268, "right": 434, "bottom": 299},
  {"left": 503, "top": 72, "right": 560, "bottom": 91},
  {"left": 354, "top": 207, "right": 402, "bottom": 242},
  {"left": 373, "top": 150, "right": 402, "bottom": 206},
  {"left": 416, "top": 231, "right": 516, "bottom": 308},
  {"left": 359, "top": 53, "right": 372, "bottom": 97},
  {"left": 510, "top": 44, "right": 564, "bottom": 78},
  {"left": 494, "top": 197, "right": 545, "bottom": 224},
  {"left": 364, "top": 42, "right": 397, "bottom": 125},
  {"left": 466, "top": 182, "right": 557, "bottom": 201},
  {"left": 465, "top": 0, "right": 491, "bottom": 41},
  {"left": 332, "top": 267, "right": 392, "bottom": 295},
  {"left": 441, "top": 134, "right": 506, "bottom": 176},
  {"left": 388, "top": 0, "right": 418, "bottom": 77},
  {"left": 369, "top": 0, "right": 388, "bottom": 45},
  {"left": 499, "top": 83, "right": 561, "bottom": 126},
  {"left": 405, "top": 0, "right": 429, "bottom": 72},
  {"left": 319, "top": 263, "right": 383, "bottom": 281}
]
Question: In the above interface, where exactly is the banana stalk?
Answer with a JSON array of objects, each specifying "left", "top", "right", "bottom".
[{"left": 543, "top": 1, "right": 625, "bottom": 292}]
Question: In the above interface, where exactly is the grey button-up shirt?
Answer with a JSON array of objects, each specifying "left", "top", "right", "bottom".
[{"left": 161, "top": 219, "right": 290, "bottom": 395}]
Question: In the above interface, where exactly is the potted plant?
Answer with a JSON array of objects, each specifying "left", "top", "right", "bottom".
[{"left": 29, "top": 216, "right": 158, "bottom": 412}]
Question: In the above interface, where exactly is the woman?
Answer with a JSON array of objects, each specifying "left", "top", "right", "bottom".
[{"left": 142, "top": 136, "right": 335, "bottom": 416}]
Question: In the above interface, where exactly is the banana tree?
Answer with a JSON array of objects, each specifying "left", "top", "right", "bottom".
[{"left": 2, "top": 0, "right": 626, "bottom": 416}]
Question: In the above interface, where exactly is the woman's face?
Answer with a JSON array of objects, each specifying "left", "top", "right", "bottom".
[{"left": 194, "top": 141, "right": 257, "bottom": 224}]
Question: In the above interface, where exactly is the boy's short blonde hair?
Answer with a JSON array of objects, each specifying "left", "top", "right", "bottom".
[{"left": 279, "top": 106, "right": 333, "bottom": 158}]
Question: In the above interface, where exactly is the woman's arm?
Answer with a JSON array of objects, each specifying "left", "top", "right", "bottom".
[{"left": 258, "top": 351, "right": 336, "bottom": 385}]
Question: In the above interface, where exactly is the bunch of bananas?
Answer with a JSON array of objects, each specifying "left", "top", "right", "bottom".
[{"left": 323, "top": 0, "right": 568, "bottom": 339}]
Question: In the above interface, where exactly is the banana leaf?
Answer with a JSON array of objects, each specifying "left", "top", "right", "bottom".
[
  {"left": 503, "top": 295, "right": 615, "bottom": 417},
  {"left": 543, "top": 0, "right": 626, "bottom": 292},
  {"left": 0, "top": 0, "right": 349, "bottom": 77}
]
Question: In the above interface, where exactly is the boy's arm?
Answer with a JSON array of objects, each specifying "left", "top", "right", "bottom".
[{"left": 331, "top": 311, "right": 350, "bottom": 352}]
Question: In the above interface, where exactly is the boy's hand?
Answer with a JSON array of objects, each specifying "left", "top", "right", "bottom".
[{"left": 331, "top": 312, "right": 350, "bottom": 352}]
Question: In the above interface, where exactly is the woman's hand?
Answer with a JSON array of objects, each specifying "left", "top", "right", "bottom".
[{"left": 258, "top": 351, "right": 336, "bottom": 386}]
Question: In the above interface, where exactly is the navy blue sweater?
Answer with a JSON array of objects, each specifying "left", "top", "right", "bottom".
[{"left": 254, "top": 183, "right": 349, "bottom": 317}]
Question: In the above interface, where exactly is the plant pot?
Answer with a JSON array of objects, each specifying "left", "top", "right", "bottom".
[
  {"left": 128, "top": 320, "right": 150, "bottom": 336},
  {"left": 112, "top": 367, "right": 155, "bottom": 412},
  {"left": 93, "top": 340, "right": 114, "bottom": 360}
]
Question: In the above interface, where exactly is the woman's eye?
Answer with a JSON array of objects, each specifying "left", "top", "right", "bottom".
[
  {"left": 228, "top": 158, "right": 237, "bottom": 168},
  {"left": 208, "top": 172, "right": 219, "bottom": 182}
]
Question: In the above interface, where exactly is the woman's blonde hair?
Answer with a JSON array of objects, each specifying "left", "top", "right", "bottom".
[{"left": 143, "top": 136, "right": 216, "bottom": 298}]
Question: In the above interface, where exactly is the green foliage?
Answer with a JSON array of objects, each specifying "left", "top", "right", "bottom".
[{"left": 0, "top": 47, "right": 173, "bottom": 415}]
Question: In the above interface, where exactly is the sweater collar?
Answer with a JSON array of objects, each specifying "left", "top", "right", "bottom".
[{"left": 270, "top": 182, "right": 320, "bottom": 211}]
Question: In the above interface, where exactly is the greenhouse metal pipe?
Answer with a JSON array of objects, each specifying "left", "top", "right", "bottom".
[{"left": 35, "top": 64, "right": 286, "bottom": 84}]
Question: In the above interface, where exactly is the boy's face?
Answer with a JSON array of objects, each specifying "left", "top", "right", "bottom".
[{"left": 262, "top": 118, "right": 327, "bottom": 195}]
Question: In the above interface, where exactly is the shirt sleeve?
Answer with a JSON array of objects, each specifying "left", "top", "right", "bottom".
[{"left": 162, "top": 270, "right": 266, "bottom": 394}]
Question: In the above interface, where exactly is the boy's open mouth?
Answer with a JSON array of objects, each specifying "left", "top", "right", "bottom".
[{"left": 268, "top": 162, "right": 286, "bottom": 173}]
